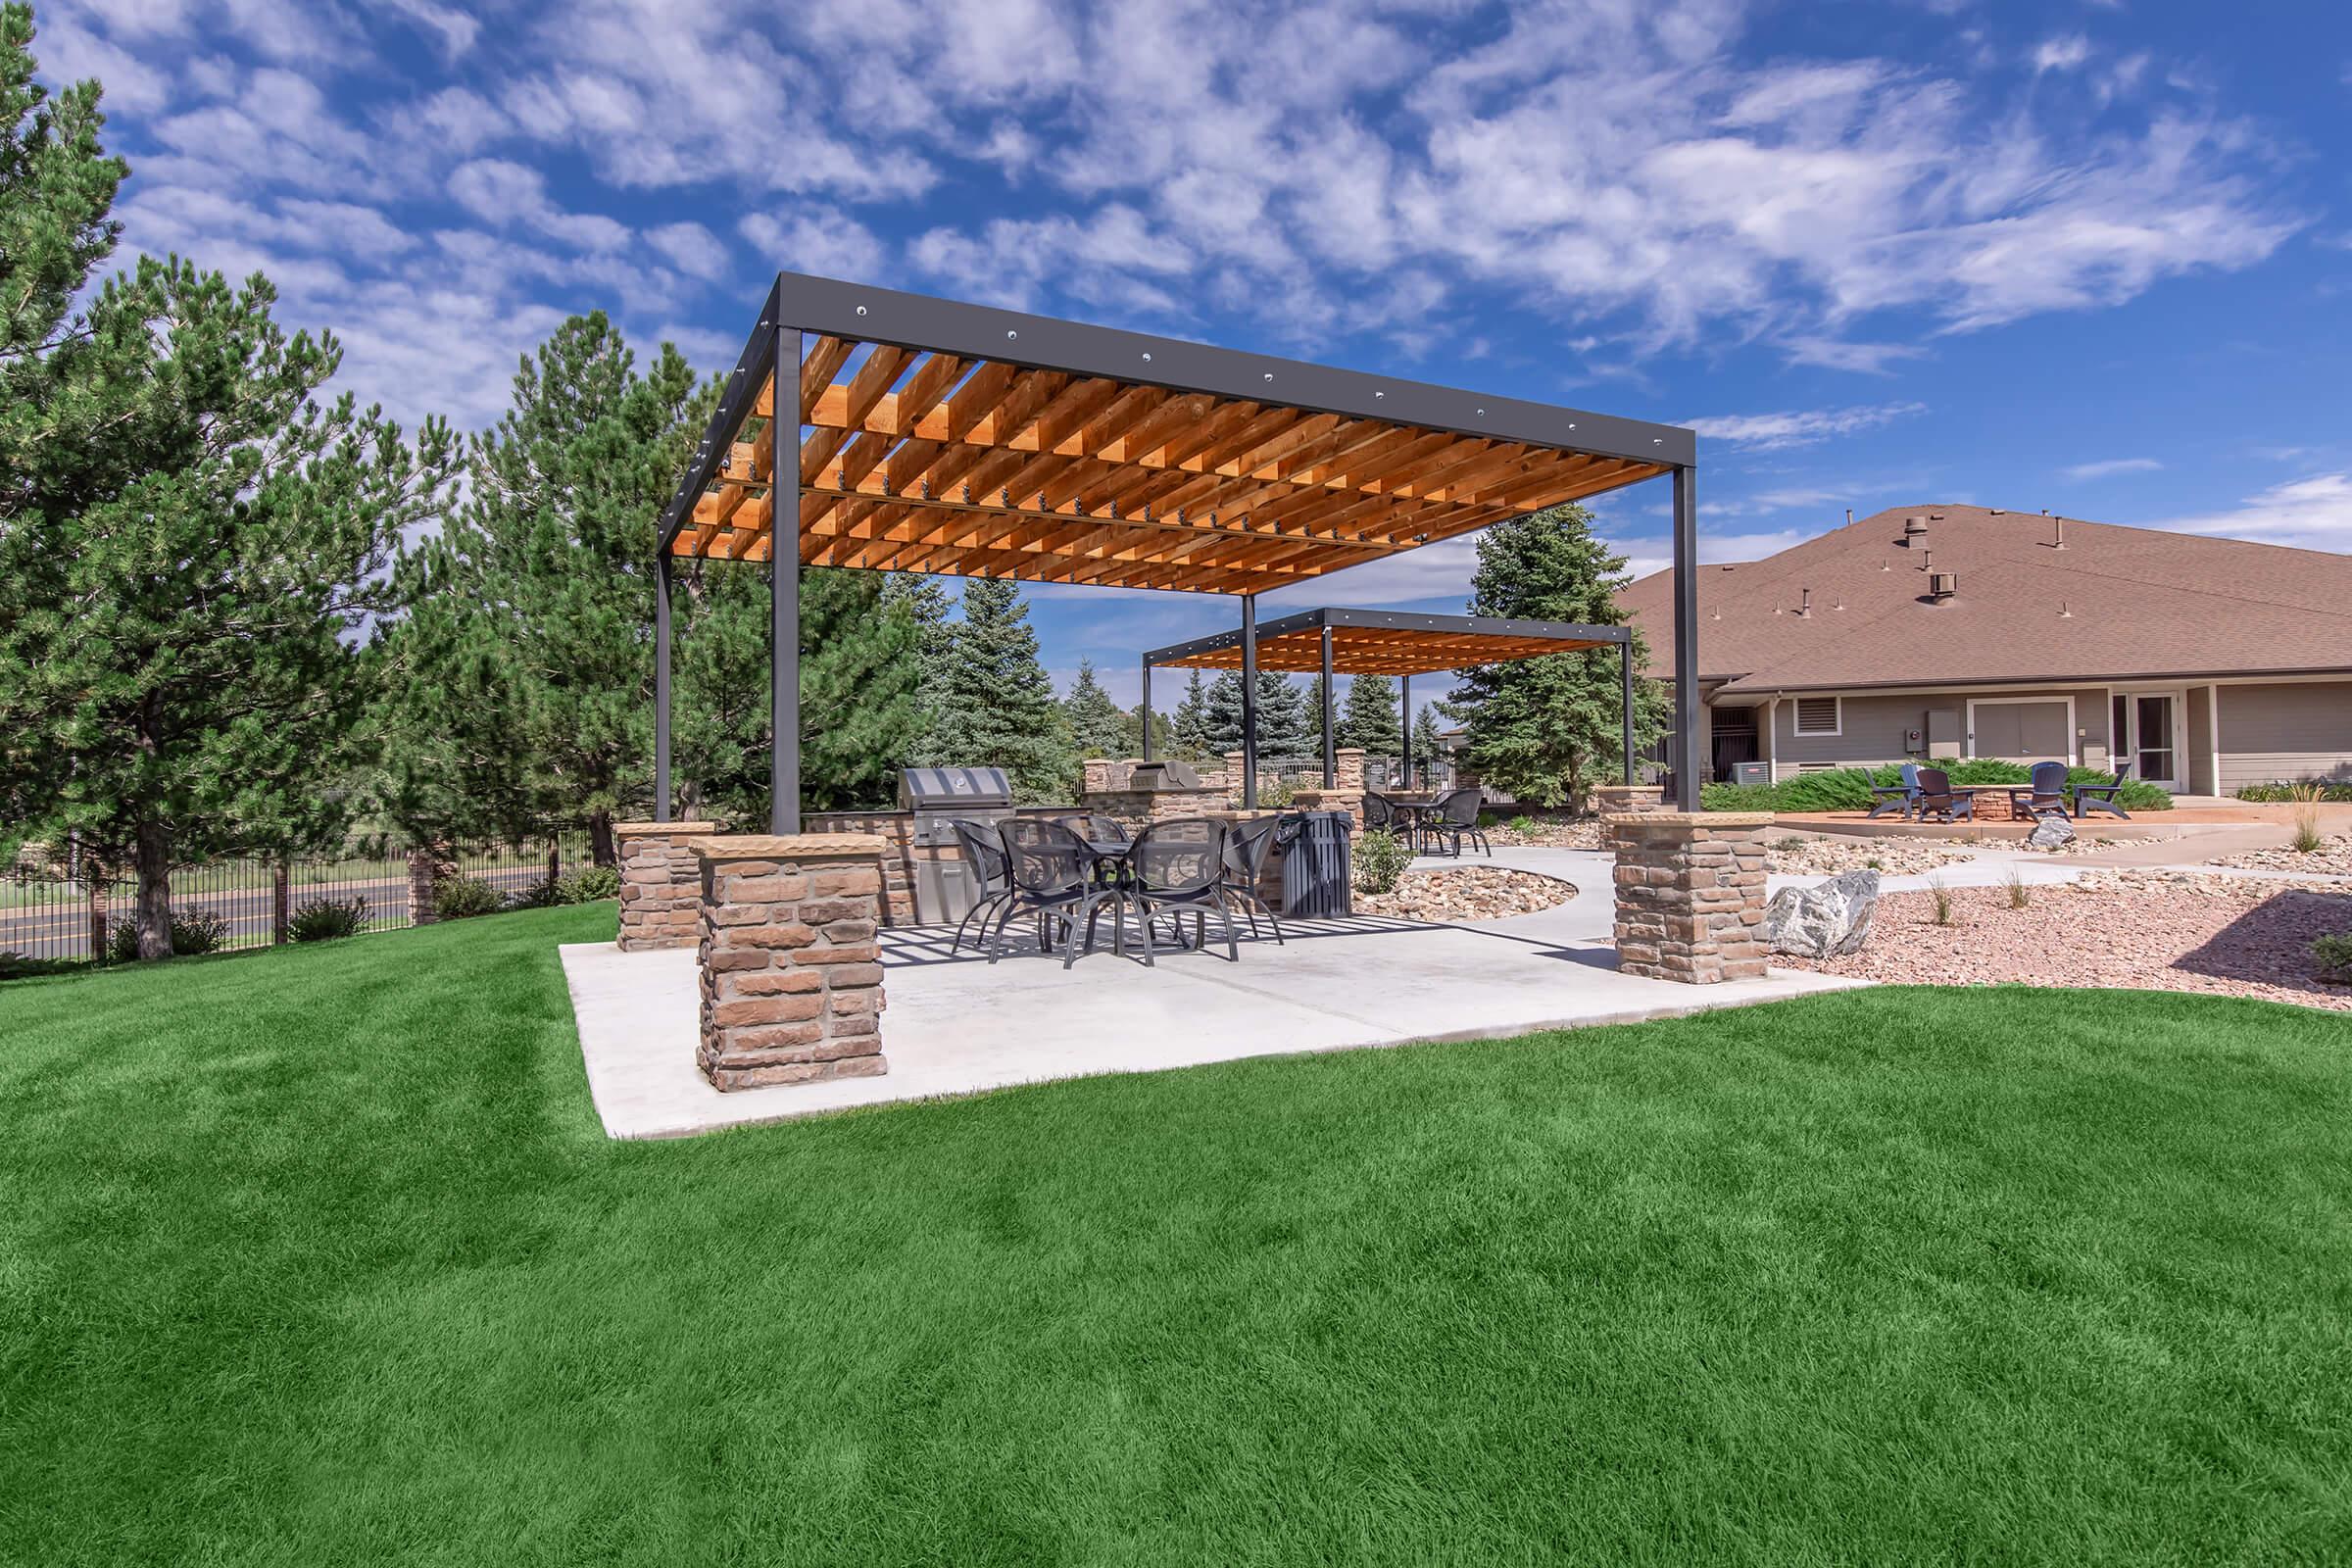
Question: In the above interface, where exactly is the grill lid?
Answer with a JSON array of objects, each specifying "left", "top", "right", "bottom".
[
  {"left": 898, "top": 766, "right": 1013, "bottom": 809},
  {"left": 1129, "top": 760, "right": 1202, "bottom": 790}
]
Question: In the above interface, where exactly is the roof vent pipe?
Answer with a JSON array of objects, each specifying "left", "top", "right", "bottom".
[
  {"left": 1845, "top": 508, "right": 1854, "bottom": 526},
  {"left": 1929, "top": 571, "right": 1959, "bottom": 602},
  {"left": 1902, "top": 514, "right": 1928, "bottom": 545},
  {"left": 1799, "top": 588, "right": 1813, "bottom": 617},
  {"left": 2051, "top": 515, "right": 2066, "bottom": 550}
]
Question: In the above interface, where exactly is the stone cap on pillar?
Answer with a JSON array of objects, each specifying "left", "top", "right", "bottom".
[
  {"left": 1602, "top": 811, "right": 1774, "bottom": 829},
  {"left": 691, "top": 833, "right": 887, "bottom": 861},
  {"left": 615, "top": 820, "right": 718, "bottom": 837}
]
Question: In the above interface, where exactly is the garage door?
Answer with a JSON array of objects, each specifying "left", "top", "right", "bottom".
[{"left": 1972, "top": 700, "right": 2070, "bottom": 763}]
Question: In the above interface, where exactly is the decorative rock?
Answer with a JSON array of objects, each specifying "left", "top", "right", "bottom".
[
  {"left": 1762, "top": 868, "right": 1880, "bottom": 958},
  {"left": 2025, "top": 814, "right": 2078, "bottom": 851}
]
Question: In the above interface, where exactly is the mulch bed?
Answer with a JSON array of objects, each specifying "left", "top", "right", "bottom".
[{"left": 1777, "top": 871, "right": 2352, "bottom": 1011}]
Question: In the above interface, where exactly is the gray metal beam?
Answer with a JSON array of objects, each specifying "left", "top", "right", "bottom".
[
  {"left": 1400, "top": 674, "right": 1412, "bottom": 793},
  {"left": 1140, "top": 659, "right": 1152, "bottom": 762},
  {"left": 1241, "top": 594, "right": 1258, "bottom": 810},
  {"left": 1320, "top": 623, "right": 1336, "bottom": 788},
  {"left": 657, "top": 276, "right": 783, "bottom": 556},
  {"left": 655, "top": 552, "right": 672, "bottom": 822},
  {"left": 1142, "top": 606, "right": 1628, "bottom": 673},
  {"left": 1671, "top": 465, "right": 1700, "bottom": 810},
  {"left": 770, "top": 326, "right": 803, "bottom": 834},
  {"left": 1620, "top": 639, "right": 1635, "bottom": 787}
]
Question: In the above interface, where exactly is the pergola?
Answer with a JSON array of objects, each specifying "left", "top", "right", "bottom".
[
  {"left": 654, "top": 272, "right": 1702, "bottom": 830},
  {"left": 1141, "top": 607, "right": 1636, "bottom": 794}
]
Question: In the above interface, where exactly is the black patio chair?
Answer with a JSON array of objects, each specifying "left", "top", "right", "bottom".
[
  {"left": 1421, "top": 787, "right": 1492, "bottom": 858},
  {"left": 1217, "top": 813, "right": 1285, "bottom": 944},
  {"left": 2005, "top": 760, "right": 2071, "bottom": 819},
  {"left": 948, "top": 818, "right": 1014, "bottom": 954},
  {"left": 1057, "top": 812, "right": 1130, "bottom": 846},
  {"left": 1361, "top": 791, "right": 1396, "bottom": 831},
  {"left": 990, "top": 817, "right": 1121, "bottom": 968},
  {"left": 1912, "top": 766, "right": 1977, "bottom": 823},
  {"left": 1126, "top": 817, "right": 1238, "bottom": 965},
  {"left": 2073, "top": 760, "right": 2133, "bottom": 819}
]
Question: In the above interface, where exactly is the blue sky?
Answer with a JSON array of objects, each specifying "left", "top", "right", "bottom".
[{"left": 34, "top": 0, "right": 2352, "bottom": 717}]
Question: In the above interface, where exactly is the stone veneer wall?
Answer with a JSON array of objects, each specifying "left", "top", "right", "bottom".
[
  {"left": 695, "top": 834, "right": 888, "bottom": 1090},
  {"left": 613, "top": 820, "right": 716, "bottom": 951},
  {"left": 1590, "top": 783, "right": 1660, "bottom": 818},
  {"left": 1289, "top": 748, "right": 1367, "bottom": 828},
  {"left": 1606, "top": 811, "right": 1773, "bottom": 984}
]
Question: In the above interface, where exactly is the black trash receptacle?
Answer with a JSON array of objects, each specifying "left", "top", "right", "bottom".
[{"left": 1277, "top": 810, "right": 1353, "bottom": 917}]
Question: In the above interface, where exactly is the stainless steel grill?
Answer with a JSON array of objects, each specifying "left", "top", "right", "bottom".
[
  {"left": 898, "top": 766, "right": 1014, "bottom": 846},
  {"left": 1127, "top": 760, "right": 1202, "bottom": 792}
]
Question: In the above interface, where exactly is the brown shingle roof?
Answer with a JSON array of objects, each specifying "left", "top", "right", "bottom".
[{"left": 1619, "top": 505, "right": 2352, "bottom": 694}]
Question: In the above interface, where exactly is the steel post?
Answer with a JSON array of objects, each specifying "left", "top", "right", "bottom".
[
  {"left": 1241, "top": 594, "right": 1258, "bottom": 809},
  {"left": 770, "top": 325, "right": 803, "bottom": 834},
  {"left": 655, "top": 550, "right": 672, "bottom": 822},
  {"left": 1671, "top": 465, "right": 1700, "bottom": 810},
  {"left": 1320, "top": 623, "right": 1336, "bottom": 787}
]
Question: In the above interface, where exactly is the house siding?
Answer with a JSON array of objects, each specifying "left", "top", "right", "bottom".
[
  {"left": 2216, "top": 680, "right": 2352, "bottom": 792},
  {"left": 1758, "top": 687, "right": 2109, "bottom": 777}
]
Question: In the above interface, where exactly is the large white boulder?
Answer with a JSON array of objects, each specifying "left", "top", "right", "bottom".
[
  {"left": 2026, "top": 814, "right": 2078, "bottom": 851},
  {"left": 1762, "top": 867, "right": 1880, "bottom": 958}
]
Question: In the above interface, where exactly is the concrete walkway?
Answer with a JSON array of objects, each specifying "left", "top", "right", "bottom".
[{"left": 561, "top": 850, "right": 1864, "bottom": 1139}]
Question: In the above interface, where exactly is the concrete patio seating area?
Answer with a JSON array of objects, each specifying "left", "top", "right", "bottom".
[{"left": 563, "top": 846, "right": 1865, "bottom": 1139}]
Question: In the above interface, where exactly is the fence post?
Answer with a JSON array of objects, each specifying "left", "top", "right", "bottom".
[
  {"left": 272, "top": 858, "right": 291, "bottom": 946},
  {"left": 89, "top": 882, "right": 107, "bottom": 961}
]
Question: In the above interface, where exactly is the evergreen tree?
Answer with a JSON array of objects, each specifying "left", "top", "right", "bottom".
[
  {"left": 670, "top": 564, "right": 922, "bottom": 822},
  {"left": 0, "top": 9, "right": 459, "bottom": 957},
  {"left": 1339, "top": 673, "right": 1404, "bottom": 758},
  {"left": 1410, "top": 706, "right": 1446, "bottom": 787},
  {"left": 1200, "top": 668, "right": 1314, "bottom": 759},
  {"left": 1061, "top": 659, "right": 1127, "bottom": 760},
  {"left": 881, "top": 570, "right": 955, "bottom": 755},
  {"left": 1200, "top": 670, "right": 1246, "bottom": 755},
  {"left": 925, "top": 578, "right": 1073, "bottom": 799},
  {"left": 1169, "top": 668, "right": 1213, "bottom": 759},
  {"left": 1118, "top": 702, "right": 1173, "bottom": 760},
  {"left": 1436, "top": 503, "right": 1667, "bottom": 806},
  {"left": 384, "top": 313, "right": 698, "bottom": 861}
]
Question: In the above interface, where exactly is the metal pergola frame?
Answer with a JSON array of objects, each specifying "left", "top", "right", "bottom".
[
  {"left": 652, "top": 271, "right": 1703, "bottom": 831},
  {"left": 1141, "top": 607, "right": 1638, "bottom": 797}
]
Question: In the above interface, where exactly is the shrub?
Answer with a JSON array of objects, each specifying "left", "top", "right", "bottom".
[
  {"left": 1258, "top": 776, "right": 1296, "bottom": 808},
  {"left": 504, "top": 876, "right": 563, "bottom": 910},
  {"left": 1353, "top": 827, "right": 1412, "bottom": 896},
  {"left": 556, "top": 866, "right": 621, "bottom": 904},
  {"left": 1699, "top": 782, "right": 1778, "bottom": 812},
  {"left": 1773, "top": 769, "right": 1880, "bottom": 813},
  {"left": 2004, "top": 866, "right": 2032, "bottom": 909},
  {"left": 106, "top": 908, "right": 231, "bottom": 962},
  {"left": 1928, "top": 875, "right": 1954, "bottom": 926},
  {"left": 2314, "top": 933, "right": 2352, "bottom": 983},
  {"left": 289, "top": 896, "right": 369, "bottom": 943},
  {"left": 432, "top": 877, "right": 505, "bottom": 920},
  {"left": 2239, "top": 779, "right": 2352, "bottom": 804},
  {"left": 1700, "top": 760, "right": 2171, "bottom": 813}
]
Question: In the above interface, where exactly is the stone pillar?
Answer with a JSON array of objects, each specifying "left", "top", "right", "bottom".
[
  {"left": 406, "top": 843, "right": 453, "bottom": 926},
  {"left": 613, "top": 820, "right": 716, "bottom": 952},
  {"left": 1592, "top": 783, "right": 1658, "bottom": 818},
  {"left": 695, "top": 834, "right": 888, "bottom": 1091},
  {"left": 1606, "top": 811, "right": 1773, "bottom": 984}
]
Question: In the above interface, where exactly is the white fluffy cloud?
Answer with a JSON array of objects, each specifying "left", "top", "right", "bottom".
[
  {"left": 1686, "top": 403, "right": 1929, "bottom": 451},
  {"left": 2161, "top": 472, "right": 2352, "bottom": 553}
]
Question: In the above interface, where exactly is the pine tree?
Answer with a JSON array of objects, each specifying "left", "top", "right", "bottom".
[
  {"left": 925, "top": 578, "right": 1073, "bottom": 799},
  {"left": 1436, "top": 503, "right": 1667, "bottom": 806},
  {"left": 1061, "top": 659, "right": 1127, "bottom": 760},
  {"left": 1200, "top": 668, "right": 1312, "bottom": 759},
  {"left": 1169, "top": 668, "right": 1213, "bottom": 759},
  {"left": 881, "top": 570, "right": 955, "bottom": 755},
  {"left": 1339, "top": 674, "right": 1403, "bottom": 758},
  {"left": 0, "top": 9, "right": 460, "bottom": 957},
  {"left": 384, "top": 313, "right": 699, "bottom": 861},
  {"left": 1410, "top": 707, "right": 1446, "bottom": 787},
  {"left": 1117, "top": 702, "right": 1172, "bottom": 760}
]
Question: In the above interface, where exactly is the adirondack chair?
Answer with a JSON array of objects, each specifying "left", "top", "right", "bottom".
[
  {"left": 2073, "top": 760, "right": 2134, "bottom": 819},
  {"left": 1867, "top": 762, "right": 1924, "bottom": 819},
  {"left": 2004, "top": 760, "right": 2071, "bottom": 819},
  {"left": 1912, "top": 766, "right": 1977, "bottom": 823}
]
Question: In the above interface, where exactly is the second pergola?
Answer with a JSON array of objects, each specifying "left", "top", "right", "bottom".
[
  {"left": 1141, "top": 607, "right": 1637, "bottom": 792},
  {"left": 653, "top": 271, "right": 1704, "bottom": 829}
]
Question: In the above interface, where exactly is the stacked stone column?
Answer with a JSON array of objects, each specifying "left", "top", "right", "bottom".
[
  {"left": 1591, "top": 783, "right": 1658, "bottom": 818},
  {"left": 696, "top": 835, "right": 888, "bottom": 1090},
  {"left": 1606, "top": 811, "right": 1773, "bottom": 983},
  {"left": 613, "top": 820, "right": 715, "bottom": 951}
]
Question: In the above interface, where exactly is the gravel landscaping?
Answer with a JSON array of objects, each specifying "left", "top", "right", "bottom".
[
  {"left": 1765, "top": 834, "right": 1981, "bottom": 877},
  {"left": 1356, "top": 865, "right": 1578, "bottom": 921},
  {"left": 1780, "top": 871, "right": 2352, "bottom": 1010},
  {"left": 2208, "top": 834, "right": 2352, "bottom": 876},
  {"left": 1482, "top": 816, "right": 1608, "bottom": 850}
]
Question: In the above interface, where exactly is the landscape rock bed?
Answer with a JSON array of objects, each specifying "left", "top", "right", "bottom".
[
  {"left": 1779, "top": 870, "right": 2352, "bottom": 1010},
  {"left": 1354, "top": 865, "right": 1577, "bottom": 922},
  {"left": 1481, "top": 817, "right": 1608, "bottom": 850},
  {"left": 2208, "top": 835, "right": 2352, "bottom": 877},
  {"left": 1766, "top": 835, "right": 1979, "bottom": 877}
]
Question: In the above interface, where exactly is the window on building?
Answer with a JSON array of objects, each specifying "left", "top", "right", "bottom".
[{"left": 1793, "top": 697, "right": 1841, "bottom": 736}]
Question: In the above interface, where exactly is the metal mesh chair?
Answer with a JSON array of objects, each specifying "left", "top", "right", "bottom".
[
  {"left": 1057, "top": 812, "right": 1130, "bottom": 845},
  {"left": 1126, "top": 817, "right": 1238, "bottom": 964},
  {"left": 1422, "top": 787, "right": 1492, "bottom": 858},
  {"left": 992, "top": 817, "right": 1120, "bottom": 967},
  {"left": 1362, "top": 792, "right": 1396, "bottom": 831},
  {"left": 948, "top": 818, "right": 1013, "bottom": 954},
  {"left": 1218, "top": 814, "right": 1285, "bottom": 944}
]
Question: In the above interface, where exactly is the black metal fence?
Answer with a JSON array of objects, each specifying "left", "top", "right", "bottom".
[{"left": 1, "top": 832, "right": 597, "bottom": 963}]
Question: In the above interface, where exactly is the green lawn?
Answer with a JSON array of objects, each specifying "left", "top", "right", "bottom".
[{"left": 4, "top": 909, "right": 2349, "bottom": 1564}]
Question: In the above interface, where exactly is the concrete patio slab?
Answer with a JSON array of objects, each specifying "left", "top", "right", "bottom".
[{"left": 561, "top": 853, "right": 1866, "bottom": 1139}]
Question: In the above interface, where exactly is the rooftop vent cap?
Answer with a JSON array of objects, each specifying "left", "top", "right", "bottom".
[
  {"left": 1928, "top": 570, "right": 1959, "bottom": 602},
  {"left": 1902, "top": 515, "right": 1929, "bottom": 542}
]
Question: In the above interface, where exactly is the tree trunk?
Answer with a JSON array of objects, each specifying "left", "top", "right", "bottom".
[
  {"left": 134, "top": 819, "right": 172, "bottom": 961},
  {"left": 589, "top": 810, "right": 615, "bottom": 867}
]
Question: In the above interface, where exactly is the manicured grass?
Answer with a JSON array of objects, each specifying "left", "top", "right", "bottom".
[{"left": 4, "top": 910, "right": 2349, "bottom": 1564}]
